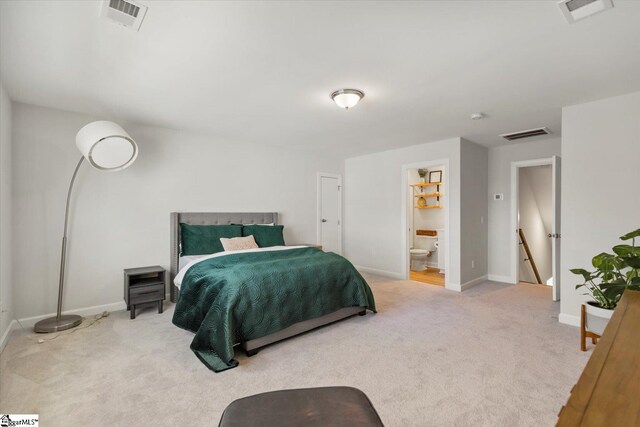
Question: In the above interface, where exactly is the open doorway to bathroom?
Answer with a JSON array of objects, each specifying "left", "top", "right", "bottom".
[
  {"left": 407, "top": 165, "right": 446, "bottom": 286},
  {"left": 511, "top": 156, "right": 561, "bottom": 301}
]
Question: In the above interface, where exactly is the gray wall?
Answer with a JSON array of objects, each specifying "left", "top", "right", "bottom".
[
  {"left": 560, "top": 91, "right": 640, "bottom": 325},
  {"left": 11, "top": 103, "right": 342, "bottom": 321},
  {"left": 0, "top": 81, "right": 13, "bottom": 343},
  {"left": 460, "top": 139, "right": 488, "bottom": 283}
]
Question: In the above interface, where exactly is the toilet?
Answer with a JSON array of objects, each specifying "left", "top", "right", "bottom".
[{"left": 410, "top": 231, "right": 438, "bottom": 271}]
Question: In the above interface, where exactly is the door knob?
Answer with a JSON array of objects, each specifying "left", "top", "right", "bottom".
[
  {"left": 321, "top": 219, "right": 327, "bottom": 223},
  {"left": 548, "top": 233, "right": 552, "bottom": 238}
]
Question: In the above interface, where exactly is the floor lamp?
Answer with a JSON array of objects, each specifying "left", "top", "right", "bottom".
[{"left": 34, "top": 121, "right": 138, "bottom": 333}]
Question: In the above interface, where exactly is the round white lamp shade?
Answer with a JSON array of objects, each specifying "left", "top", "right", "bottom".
[{"left": 76, "top": 121, "right": 138, "bottom": 171}]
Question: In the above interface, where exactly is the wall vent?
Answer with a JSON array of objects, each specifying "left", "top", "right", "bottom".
[
  {"left": 100, "top": 0, "right": 148, "bottom": 31},
  {"left": 558, "top": 0, "right": 614, "bottom": 24},
  {"left": 500, "top": 127, "right": 552, "bottom": 142}
]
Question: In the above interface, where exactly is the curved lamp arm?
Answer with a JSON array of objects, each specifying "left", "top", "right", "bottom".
[{"left": 56, "top": 156, "right": 84, "bottom": 319}]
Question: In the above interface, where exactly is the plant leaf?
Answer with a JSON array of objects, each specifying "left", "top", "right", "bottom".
[
  {"left": 570, "top": 268, "right": 593, "bottom": 281},
  {"left": 624, "top": 257, "right": 640, "bottom": 269},
  {"left": 612, "top": 245, "right": 640, "bottom": 257},
  {"left": 592, "top": 253, "right": 617, "bottom": 272},
  {"left": 628, "top": 283, "right": 640, "bottom": 291},
  {"left": 620, "top": 229, "right": 640, "bottom": 241}
]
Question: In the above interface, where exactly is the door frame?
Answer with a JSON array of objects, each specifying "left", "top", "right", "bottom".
[
  {"left": 317, "top": 172, "right": 343, "bottom": 254},
  {"left": 510, "top": 156, "right": 561, "bottom": 300},
  {"left": 401, "top": 159, "right": 450, "bottom": 289}
]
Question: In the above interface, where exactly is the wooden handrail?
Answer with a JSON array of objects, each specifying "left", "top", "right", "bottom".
[{"left": 518, "top": 228, "right": 542, "bottom": 285}]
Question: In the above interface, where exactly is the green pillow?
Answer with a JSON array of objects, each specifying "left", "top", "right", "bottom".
[
  {"left": 242, "top": 225, "right": 285, "bottom": 247},
  {"left": 180, "top": 224, "right": 242, "bottom": 255}
]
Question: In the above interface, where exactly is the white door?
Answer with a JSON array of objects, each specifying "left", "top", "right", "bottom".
[
  {"left": 551, "top": 156, "right": 561, "bottom": 301},
  {"left": 318, "top": 175, "right": 342, "bottom": 254}
]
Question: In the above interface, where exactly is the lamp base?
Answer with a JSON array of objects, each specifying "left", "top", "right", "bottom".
[{"left": 34, "top": 314, "right": 82, "bottom": 333}]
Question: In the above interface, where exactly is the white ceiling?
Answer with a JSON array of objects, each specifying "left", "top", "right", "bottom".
[{"left": 1, "top": 1, "right": 640, "bottom": 157}]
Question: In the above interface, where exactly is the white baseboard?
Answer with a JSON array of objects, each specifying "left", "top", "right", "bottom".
[
  {"left": 447, "top": 275, "right": 488, "bottom": 292},
  {"left": 559, "top": 313, "right": 580, "bottom": 327},
  {"left": 354, "top": 265, "right": 405, "bottom": 280},
  {"left": 487, "top": 274, "right": 513, "bottom": 284},
  {"left": 16, "top": 301, "right": 127, "bottom": 329},
  {"left": 445, "top": 282, "right": 461, "bottom": 291},
  {"left": 0, "top": 320, "right": 18, "bottom": 353}
]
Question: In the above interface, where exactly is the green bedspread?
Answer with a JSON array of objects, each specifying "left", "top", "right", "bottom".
[{"left": 172, "top": 247, "right": 376, "bottom": 372}]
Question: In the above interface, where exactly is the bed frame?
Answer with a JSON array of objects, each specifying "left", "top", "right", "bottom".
[{"left": 169, "top": 212, "right": 365, "bottom": 356}]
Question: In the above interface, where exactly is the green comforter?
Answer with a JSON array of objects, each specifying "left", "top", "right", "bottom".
[{"left": 172, "top": 247, "right": 376, "bottom": 372}]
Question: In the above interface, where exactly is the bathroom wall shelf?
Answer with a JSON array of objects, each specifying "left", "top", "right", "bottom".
[
  {"left": 414, "top": 192, "right": 442, "bottom": 198},
  {"left": 411, "top": 180, "right": 443, "bottom": 208},
  {"left": 413, "top": 182, "right": 442, "bottom": 187}
]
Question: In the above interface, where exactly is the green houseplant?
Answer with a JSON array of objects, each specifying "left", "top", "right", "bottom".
[
  {"left": 571, "top": 229, "right": 640, "bottom": 335},
  {"left": 571, "top": 228, "right": 640, "bottom": 309}
]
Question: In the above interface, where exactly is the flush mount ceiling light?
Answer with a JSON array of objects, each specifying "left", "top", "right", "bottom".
[
  {"left": 331, "top": 89, "right": 365, "bottom": 110},
  {"left": 470, "top": 112, "right": 485, "bottom": 120}
]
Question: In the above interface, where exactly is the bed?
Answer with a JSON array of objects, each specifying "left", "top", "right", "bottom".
[{"left": 169, "top": 212, "right": 376, "bottom": 372}]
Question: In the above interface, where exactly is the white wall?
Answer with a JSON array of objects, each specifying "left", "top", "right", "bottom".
[
  {"left": 344, "top": 138, "right": 461, "bottom": 284},
  {"left": 0, "top": 81, "right": 13, "bottom": 344},
  {"left": 560, "top": 91, "right": 640, "bottom": 325},
  {"left": 460, "top": 139, "right": 488, "bottom": 284},
  {"left": 11, "top": 103, "right": 342, "bottom": 320},
  {"left": 487, "top": 138, "right": 561, "bottom": 282},
  {"left": 518, "top": 166, "right": 552, "bottom": 283}
]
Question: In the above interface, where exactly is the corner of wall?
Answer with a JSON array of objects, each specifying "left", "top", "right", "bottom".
[{"left": 0, "top": 80, "right": 15, "bottom": 348}]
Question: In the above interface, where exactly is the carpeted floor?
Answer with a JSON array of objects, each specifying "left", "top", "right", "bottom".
[{"left": 0, "top": 276, "right": 590, "bottom": 426}]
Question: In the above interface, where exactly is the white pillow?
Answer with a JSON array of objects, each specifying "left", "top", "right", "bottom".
[{"left": 220, "top": 235, "right": 259, "bottom": 252}]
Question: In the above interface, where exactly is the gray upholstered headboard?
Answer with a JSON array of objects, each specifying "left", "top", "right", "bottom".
[{"left": 169, "top": 212, "right": 278, "bottom": 302}]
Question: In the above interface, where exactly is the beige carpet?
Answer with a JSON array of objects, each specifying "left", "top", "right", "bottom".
[{"left": 0, "top": 276, "right": 590, "bottom": 426}]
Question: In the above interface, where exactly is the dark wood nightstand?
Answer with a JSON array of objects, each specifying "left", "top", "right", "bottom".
[{"left": 124, "top": 266, "right": 166, "bottom": 319}]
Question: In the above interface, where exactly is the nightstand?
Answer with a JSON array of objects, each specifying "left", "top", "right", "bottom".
[{"left": 124, "top": 266, "right": 166, "bottom": 319}]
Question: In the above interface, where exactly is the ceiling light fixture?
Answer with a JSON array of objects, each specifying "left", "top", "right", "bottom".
[
  {"left": 331, "top": 89, "right": 365, "bottom": 110},
  {"left": 470, "top": 112, "right": 485, "bottom": 120}
]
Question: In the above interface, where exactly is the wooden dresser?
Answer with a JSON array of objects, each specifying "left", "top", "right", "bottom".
[{"left": 557, "top": 290, "right": 640, "bottom": 426}]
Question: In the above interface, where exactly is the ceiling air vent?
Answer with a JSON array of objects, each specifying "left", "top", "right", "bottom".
[
  {"left": 558, "top": 0, "right": 614, "bottom": 24},
  {"left": 100, "top": 0, "right": 148, "bottom": 32},
  {"left": 500, "top": 127, "right": 552, "bottom": 142}
]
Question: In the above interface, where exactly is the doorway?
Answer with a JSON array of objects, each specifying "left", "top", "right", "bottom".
[
  {"left": 401, "top": 160, "right": 450, "bottom": 288},
  {"left": 317, "top": 173, "right": 342, "bottom": 254},
  {"left": 511, "top": 157, "right": 561, "bottom": 300}
]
